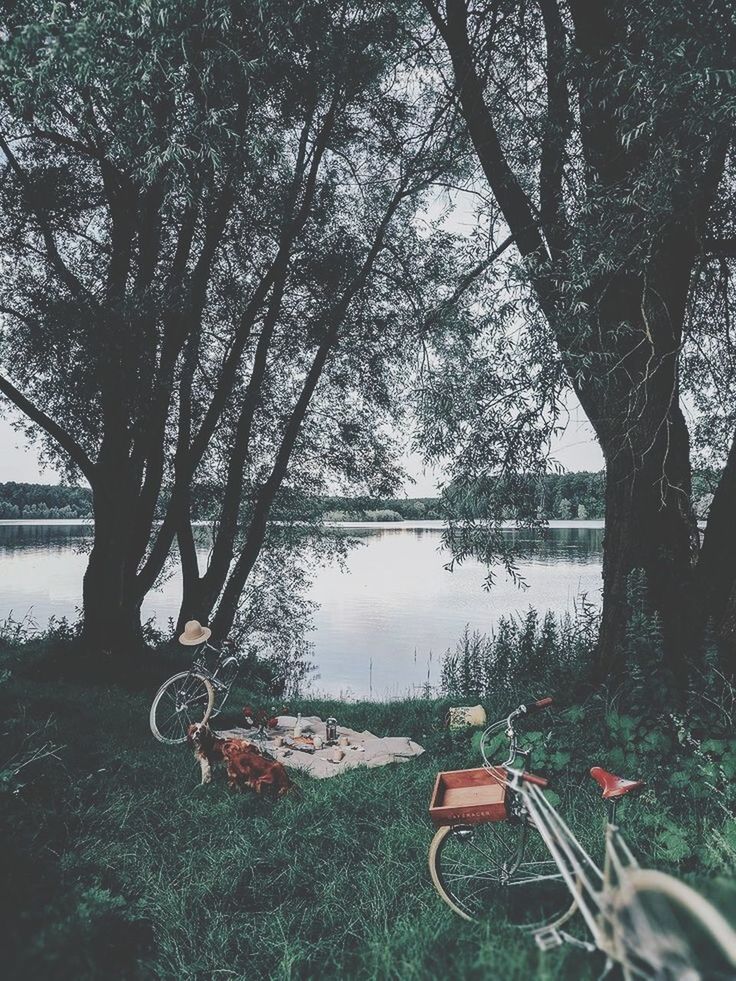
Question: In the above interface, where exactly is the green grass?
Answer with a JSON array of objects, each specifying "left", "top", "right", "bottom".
[{"left": 1, "top": 640, "right": 734, "bottom": 980}]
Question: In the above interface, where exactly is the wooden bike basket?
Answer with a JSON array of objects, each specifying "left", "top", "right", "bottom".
[{"left": 429, "top": 766, "right": 508, "bottom": 826}]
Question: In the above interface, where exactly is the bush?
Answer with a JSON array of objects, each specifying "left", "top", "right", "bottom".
[{"left": 440, "top": 604, "right": 599, "bottom": 703}]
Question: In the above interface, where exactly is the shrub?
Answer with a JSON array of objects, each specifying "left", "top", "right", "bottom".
[
  {"left": 0, "top": 611, "right": 39, "bottom": 650},
  {"left": 440, "top": 605, "right": 598, "bottom": 703}
]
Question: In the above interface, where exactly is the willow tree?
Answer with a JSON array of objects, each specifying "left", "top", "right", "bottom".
[
  {"left": 419, "top": 0, "right": 736, "bottom": 678},
  {"left": 0, "top": 0, "right": 466, "bottom": 655},
  {"left": 170, "top": 59, "right": 463, "bottom": 642}
]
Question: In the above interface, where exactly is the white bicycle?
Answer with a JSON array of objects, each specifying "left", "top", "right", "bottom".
[
  {"left": 149, "top": 640, "right": 240, "bottom": 744},
  {"left": 429, "top": 697, "right": 736, "bottom": 978}
]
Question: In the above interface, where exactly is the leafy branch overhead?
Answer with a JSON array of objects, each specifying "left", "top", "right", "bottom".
[{"left": 0, "top": 0, "right": 481, "bottom": 648}]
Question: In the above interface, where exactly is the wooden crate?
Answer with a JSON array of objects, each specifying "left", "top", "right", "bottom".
[{"left": 429, "top": 767, "right": 508, "bottom": 826}]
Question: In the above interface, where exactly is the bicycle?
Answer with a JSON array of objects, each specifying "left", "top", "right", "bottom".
[
  {"left": 149, "top": 631, "right": 242, "bottom": 744},
  {"left": 428, "top": 697, "right": 736, "bottom": 978}
]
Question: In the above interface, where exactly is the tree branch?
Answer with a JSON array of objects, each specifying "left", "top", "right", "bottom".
[
  {"left": 423, "top": 233, "right": 515, "bottom": 333},
  {"left": 0, "top": 134, "right": 98, "bottom": 308},
  {"left": 538, "top": 0, "right": 572, "bottom": 257},
  {"left": 209, "top": 185, "right": 410, "bottom": 638},
  {"left": 442, "top": 0, "right": 550, "bottom": 265},
  {"left": 0, "top": 373, "right": 96, "bottom": 483}
]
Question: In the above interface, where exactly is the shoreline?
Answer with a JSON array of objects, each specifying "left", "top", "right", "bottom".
[{"left": 0, "top": 517, "right": 606, "bottom": 529}]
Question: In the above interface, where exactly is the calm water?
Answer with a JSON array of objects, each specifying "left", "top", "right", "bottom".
[{"left": 0, "top": 520, "right": 603, "bottom": 696}]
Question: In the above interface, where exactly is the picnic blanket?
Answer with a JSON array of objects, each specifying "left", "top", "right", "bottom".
[{"left": 217, "top": 715, "right": 425, "bottom": 779}]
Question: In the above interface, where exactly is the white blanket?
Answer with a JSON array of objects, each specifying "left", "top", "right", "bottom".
[{"left": 217, "top": 715, "right": 425, "bottom": 779}]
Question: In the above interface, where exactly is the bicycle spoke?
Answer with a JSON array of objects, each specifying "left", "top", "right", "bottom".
[
  {"left": 461, "top": 834, "right": 513, "bottom": 874},
  {"left": 443, "top": 872, "right": 500, "bottom": 883},
  {"left": 158, "top": 709, "right": 180, "bottom": 728},
  {"left": 462, "top": 878, "right": 498, "bottom": 908},
  {"left": 433, "top": 822, "right": 573, "bottom": 927},
  {"left": 151, "top": 673, "right": 212, "bottom": 743}
]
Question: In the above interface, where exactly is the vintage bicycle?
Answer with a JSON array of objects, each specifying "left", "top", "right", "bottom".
[
  {"left": 149, "top": 620, "right": 241, "bottom": 744},
  {"left": 429, "top": 697, "right": 736, "bottom": 978}
]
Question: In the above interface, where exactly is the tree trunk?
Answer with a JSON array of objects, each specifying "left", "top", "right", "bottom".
[
  {"left": 175, "top": 507, "right": 202, "bottom": 634},
  {"left": 693, "top": 430, "right": 736, "bottom": 660},
  {"left": 180, "top": 577, "right": 223, "bottom": 633},
  {"left": 595, "top": 404, "right": 696, "bottom": 682},
  {"left": 80, "top": 474, "right": 144, "bottom": 658},
  {"left": 209, "top": 518, "right": 267, "bottom": 644},
  {"left": 714, "top": 581, "right": 736, "bottom": 674},
  {"left": 578, "top": 254, "right": 699, "bottom": 682}
]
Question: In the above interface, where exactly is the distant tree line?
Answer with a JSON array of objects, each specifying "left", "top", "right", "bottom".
[
  {"left": 4, "top": 472, "right": 719, "bottom": 525},
  {"left": 291, "top": 470, "right": 717, "bottom": 522},
  {"left": 0, "top": 482, "right": 92, "bottom": 519},
  {"left": 321, "top": 474, "right": 608, "bottom": 520},
  {"left": 321, "top": 497, "right": 444, "bottom": 521}
]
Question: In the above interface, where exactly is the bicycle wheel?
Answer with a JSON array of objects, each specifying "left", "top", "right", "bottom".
[
  {"left": 429, "top": 820, "right": 572, "bottom": 926},
  {"left": 614, "top": 868, "right": 736, "bottom": 979},
  {"left": 149, "top": 672, "right": 215, "bottom": 744}
]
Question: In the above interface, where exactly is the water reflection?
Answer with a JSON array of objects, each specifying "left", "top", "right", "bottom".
[
  {"left": 0, "top": 521, "right": 93, "bottom": 552},
  {"left": 331, "top": 521, "right": 604, "bottom": 563},
  {"left": 0, "top": 520, "right": 604, "bottom": 695}
]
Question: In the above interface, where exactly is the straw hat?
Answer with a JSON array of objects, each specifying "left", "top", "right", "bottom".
[{"left": 178, "top": 619, "right": 212, "bottom": 646}]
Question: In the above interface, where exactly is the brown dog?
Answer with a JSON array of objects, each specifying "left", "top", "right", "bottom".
[
  {"left": 187, "top": 723, "right": 291, "bottom": 796},
  {"left": 221, "top": 742, "right": 292, "bottom": 797},
  {"left": 187, "top": 722, "right": 256, "bottom": 785}
]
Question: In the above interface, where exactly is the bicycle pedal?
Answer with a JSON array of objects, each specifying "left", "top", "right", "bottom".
[
  {"left": 534, "top": 928, "right": 563, "bottom": 951},
  {"left": 558, "top": 930, "right": 597, "bottom": 953}
]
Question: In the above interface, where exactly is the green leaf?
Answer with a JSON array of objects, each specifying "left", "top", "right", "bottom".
[{"left": 701, "top": 739, "right": 726, "bottom": 755}]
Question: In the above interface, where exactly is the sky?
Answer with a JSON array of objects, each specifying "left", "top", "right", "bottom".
[
  {"left": 0, "top": 404, "right": 604, "bottom": 495},
  {"left": 403, "top": 403, "right": 603, "bottom": 496}
]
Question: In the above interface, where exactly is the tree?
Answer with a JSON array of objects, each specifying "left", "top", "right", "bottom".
[
  {"left": 169, "top": 66, "right": 465, "bottom": 639},
  {"left": 0, "top": 0, "right": 470, "bottom": 654},
  {"left": 418, "top": 0, "right": 736, "bottom": 678}
]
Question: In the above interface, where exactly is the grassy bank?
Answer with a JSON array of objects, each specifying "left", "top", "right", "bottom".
[{"left": 1, "top": 640, "right": 735, "bottom": 980}]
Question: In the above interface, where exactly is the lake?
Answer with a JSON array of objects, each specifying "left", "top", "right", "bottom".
[{"left": 0, "top": 520, "right": 604, "bottom": 696}]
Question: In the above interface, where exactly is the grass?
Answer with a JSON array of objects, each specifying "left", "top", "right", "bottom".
[{"left": 1, "top": 637, "right": 735, "bottom": 980}]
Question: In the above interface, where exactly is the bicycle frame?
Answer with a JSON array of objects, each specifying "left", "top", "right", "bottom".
[
  {"left": 479, "top": 708, "right": 641, "bottom": 954},
  {"left": 188, "top": 642, "right": 240, "bottom": 714}
]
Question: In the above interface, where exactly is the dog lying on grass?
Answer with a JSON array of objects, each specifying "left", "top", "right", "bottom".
[
  {"left": 187, "top": 723, "right": 291, "bottom": 797},
  {"left": 222, "top": 742, "right": 292, "bottom": 797}
]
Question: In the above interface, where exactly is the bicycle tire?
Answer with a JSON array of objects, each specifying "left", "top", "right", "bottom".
[
  {"left": 149, "top": 672, "right": 215, "bottom": 744},
  {"left": 613, "top": 868, "right": 736, "bottom": 979},
  {"left": 429, "top": 821, "right": 571, "bottom": 927}
]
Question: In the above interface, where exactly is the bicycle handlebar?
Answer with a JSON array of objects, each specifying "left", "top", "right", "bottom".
[
  {"left": 524, "top": 696, "right": 554, "bottom": 714},
  {"left": 479, "top": 696, "right": 555, "bottom": 780},
  {"left": 521, "top": 771, "right": 549, "bottom": 787}
]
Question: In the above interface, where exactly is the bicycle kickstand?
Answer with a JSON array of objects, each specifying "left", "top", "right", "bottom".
[
  {"left": 536, "top": 927, "right": 597, "bottom": 954},
  {"left": 558, "top": 930, "right": 597, "bottom": 953}
]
